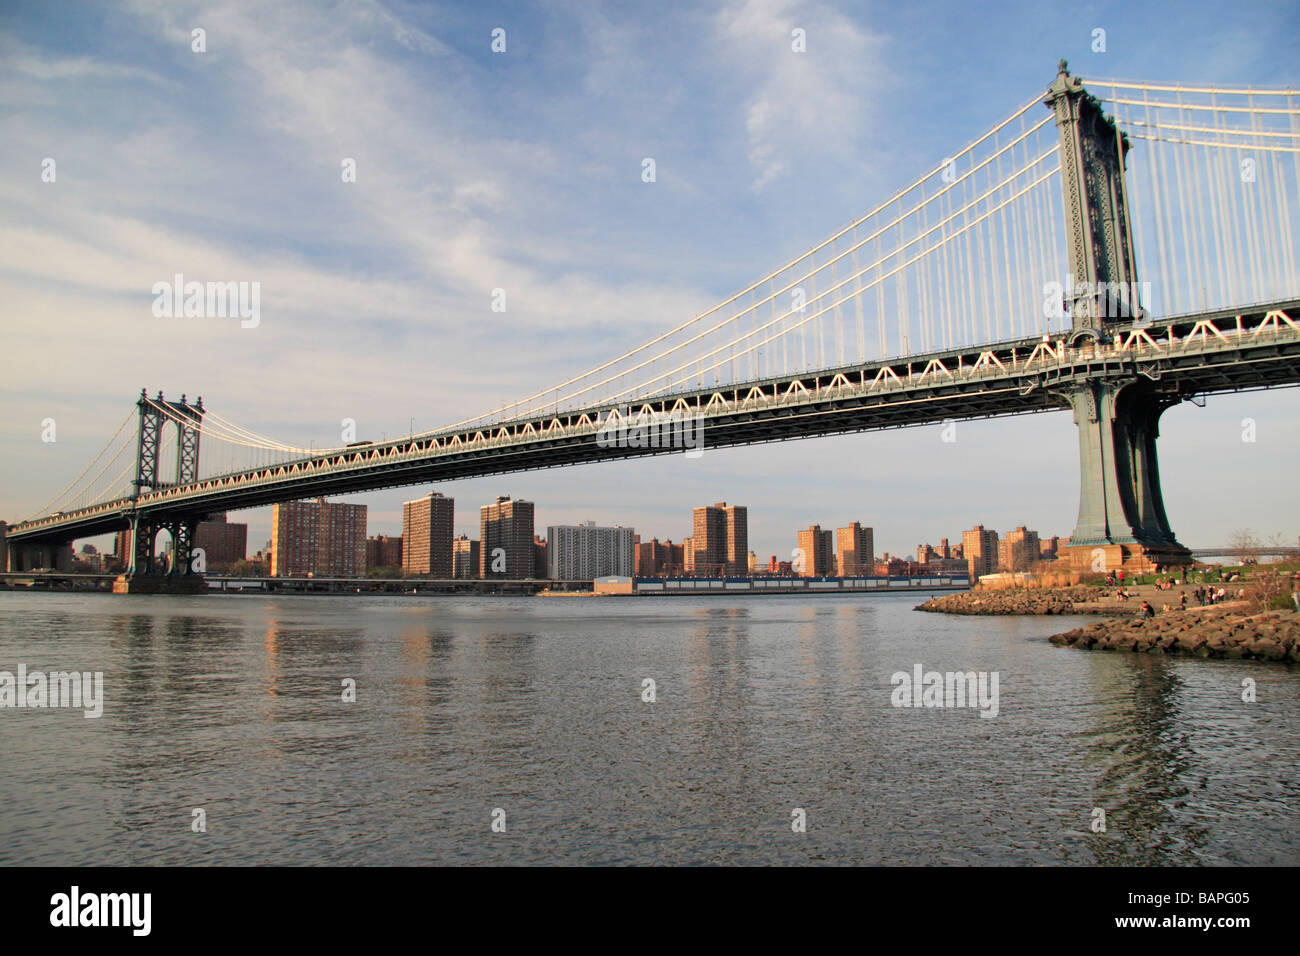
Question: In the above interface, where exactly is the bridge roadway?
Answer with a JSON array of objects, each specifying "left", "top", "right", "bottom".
[{"left": 8, "top": 299, "right": 1300, "bottom": 545}]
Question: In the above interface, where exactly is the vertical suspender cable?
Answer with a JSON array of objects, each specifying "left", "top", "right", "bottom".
[{"left": 1205, "top": 91, "right": 1234, "bottom": 308}]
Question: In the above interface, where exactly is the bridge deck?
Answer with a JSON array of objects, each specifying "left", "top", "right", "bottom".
[{"left": 8, "top": 300, "right": 1300, "bottom": 543}]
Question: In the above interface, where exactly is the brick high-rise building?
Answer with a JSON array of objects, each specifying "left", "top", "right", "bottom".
[
  {"left": 641, "top": 539, "right": 686, "bottom": 575},
  {"left": 962, "top": 525, "right": 1000, "bottom": 580},
  {"left": 403, "top": 492, "right": 454, "bottom": 576},
  {"left": 637, "top": 537, "right": 673, "bottom": 576},
  {"left": 691, "top": 504, "right": 727, "bottom": 576},
  {"left": 797, "top": 525, "right": 835, "bottom": 576},
  {"left": 452, "top": 535, "right": 480, "bottom": 579},
  {"left": 682, "top": 535, "right": 694, "bottom": 574},
  {"left": 534, "top": 535, "right": 548, "bottom": 579},
  {"left": 1000, "top": 526, "right": 1042, "bottom": 572},
  {"left": 912, "top": 543, "right": 968, "bottom": 574},
  {"left": 480, "top": 496, "right": 534, "bottom": 578},
  {"left": 270, "top": 501, "right": 318, "bottom": 578},
  {"left": 836, "top": 522, "right": 874, "bottom": 576},
  {"left": 690, "top": 501, "right": 747, "bottom": 576},
  {"left": 547, "top": 522, "right": 635, "bottom": 579},
  {"left": 195, "top": 513, "right": 247, "bottom": 570},
  {"left": 723, "top": 504, "right": 748, "bottom": 575},
  {"left": 667, "top": 540, "right": 685, "bottom": 574},
  {"left": 113, "top": 529, "right": 131, "bottom": 570},
  {"left": 319, "top": 501, "right": 366, "bottom": 575},
  {"left": 270, "top": 498, "right": 366, "bottom": 577},
  {"left": 366, "top": 534, "right": 403, "bottom": 571}
]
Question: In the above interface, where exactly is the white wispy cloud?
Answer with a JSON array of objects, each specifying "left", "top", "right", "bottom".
[{"left": 717, "top": 0, "right": 889, "bottom": 189}]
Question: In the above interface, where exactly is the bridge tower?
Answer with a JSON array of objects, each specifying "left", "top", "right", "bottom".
[
  {"left": 1045, "top": 60, "right": 1142, "bottom": 327},
  {"left": 121, "top": 390, "right": 206, "bottom": 583},
  {"left": 1045, "top": 62, "right": 1191, "bottom": 570}
]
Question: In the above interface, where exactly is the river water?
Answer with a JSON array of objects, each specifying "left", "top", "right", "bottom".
[{"left": 0, "top": 590, "right": 1295, "bottom": 866}]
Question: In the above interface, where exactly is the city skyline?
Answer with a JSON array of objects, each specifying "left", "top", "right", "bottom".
[{"left": 167, "top": 488, "right": 1062, "bottom": 581}]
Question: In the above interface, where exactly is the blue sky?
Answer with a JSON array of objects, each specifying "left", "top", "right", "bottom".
[{"left": 1, "top": 0, "right": 1297, "bottom": 561}]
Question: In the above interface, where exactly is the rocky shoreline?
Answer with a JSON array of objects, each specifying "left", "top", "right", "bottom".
[
  {"left": 1049, "top": 606, "right": 1300, "bottom": 661},
  {"left": 916, "top": 585, "right": 1300, "bottom": 662},
  {"left": 915, "top": 587, "right": 1114, "bottom": 616}
]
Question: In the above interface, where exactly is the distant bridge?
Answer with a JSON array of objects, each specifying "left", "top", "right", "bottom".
[{"left": 1188, "top": 547, "right": 1300, "bottom": 561}]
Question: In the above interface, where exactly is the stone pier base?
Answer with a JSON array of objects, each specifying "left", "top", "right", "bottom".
[{"left": 1058, "top": 543, "right": 1193, "bottom": 575}]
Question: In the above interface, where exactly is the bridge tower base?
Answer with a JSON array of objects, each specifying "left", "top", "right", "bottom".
[
  {"left": 116, "top": 512, "right": 206, "bottom": 594},
  {"left": 1057, "top": 376, "right": 1193, "bottom": 573}
]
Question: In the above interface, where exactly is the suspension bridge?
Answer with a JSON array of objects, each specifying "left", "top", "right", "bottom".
[{"left": 5, "top": 63, "right": 1299, "bottom": 590}]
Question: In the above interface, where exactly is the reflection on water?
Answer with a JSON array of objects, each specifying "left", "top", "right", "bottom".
[
  {"left": 1078, "top": 658, "right": 1201, "bottom": 865},
  {"left": 0, "top": 591, "right": 1295, "bottom": 865}
]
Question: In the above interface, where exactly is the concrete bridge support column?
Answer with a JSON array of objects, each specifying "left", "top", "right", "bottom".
[{"left": 1060, "top": 377, "right": 1191, "bottom": 571}]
